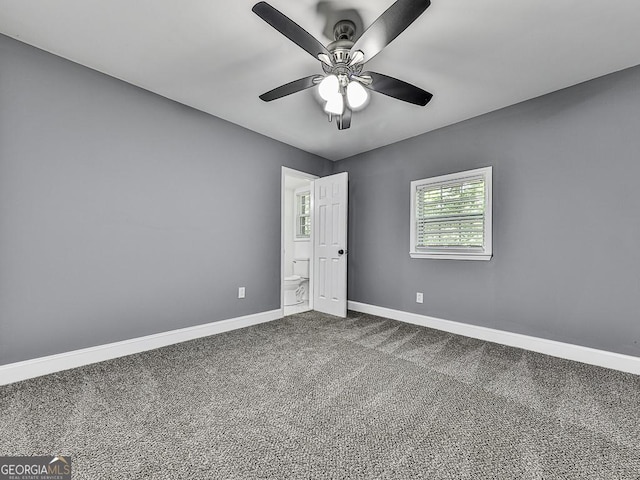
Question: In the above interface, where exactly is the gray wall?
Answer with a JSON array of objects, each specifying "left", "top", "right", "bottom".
[
  {"left": 0, "top": 34, "right": 332, "bottom": 365},
  {"left": 336, "top": 65, "right": 640, "bottom": 357},
  {"left": 3, "top": 31, "right": 639, "bottom": 366}
]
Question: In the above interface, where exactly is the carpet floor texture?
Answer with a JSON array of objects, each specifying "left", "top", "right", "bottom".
[{"left": 1, "top": 311, "right": 639, "bottom": 479}]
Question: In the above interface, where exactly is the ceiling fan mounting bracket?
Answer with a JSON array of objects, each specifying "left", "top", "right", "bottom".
[{"left": 333, "top": 20, "right": 356, "bottom": 42}]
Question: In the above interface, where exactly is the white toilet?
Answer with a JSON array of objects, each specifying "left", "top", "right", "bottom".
[{"left": 284, "top": 258, "right": 310, "bottom": 306}]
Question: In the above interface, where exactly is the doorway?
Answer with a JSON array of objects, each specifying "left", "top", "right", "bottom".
[
  {"left": 281, "top": 167, "right": 317, "bottom": 317},
  {"left": 281, "top": 167, "right": 349, "bottom": 318}
]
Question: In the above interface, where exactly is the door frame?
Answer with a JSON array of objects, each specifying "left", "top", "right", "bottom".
[{"left": 281, "top": 167, "right": 319, "bottom": 316}]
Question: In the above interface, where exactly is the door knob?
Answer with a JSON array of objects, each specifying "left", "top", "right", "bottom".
[{"left": 338, "top": 249, "right": 347, "bottom": 255}]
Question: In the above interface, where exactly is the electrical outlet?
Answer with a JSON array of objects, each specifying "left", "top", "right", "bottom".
[
  {"left": 238, "top": 287, "right": 246, "bottom": 299},
  {"left": 416, "top": 292, "right": 423, "bottom": 304}
]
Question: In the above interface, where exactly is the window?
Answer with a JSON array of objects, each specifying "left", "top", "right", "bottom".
[
  {"left": 295, "top": 190, "right": 311, "bottom": 239},
  {"left": 410, "top": 166, "right": 492, "bottom": 260}
]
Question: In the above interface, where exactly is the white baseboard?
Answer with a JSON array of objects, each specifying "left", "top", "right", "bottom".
[
  {"left": 4, "top": 304, "right": 637, "bottom": 385},
  {"left": 0, "top": 309, "right": 282, "bottom": 386},
  {"left": 348, "top": 301, "right": 640, "bottom": 376}
]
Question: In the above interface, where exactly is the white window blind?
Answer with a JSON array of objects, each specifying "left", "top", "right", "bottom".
[
  {"left": 416, "top": 177, "right": 485, "bottom": 248},
  {"left": 410, "top": 167, "right": 492, "bottom": 260}
]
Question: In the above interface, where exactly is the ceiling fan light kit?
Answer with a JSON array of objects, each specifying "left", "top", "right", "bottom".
[
  {"left": 252, "top": 0, "right": 433, "bottom": 130},
  {"left": 319, "top": 73, "right": 368, "bottom": 113}
]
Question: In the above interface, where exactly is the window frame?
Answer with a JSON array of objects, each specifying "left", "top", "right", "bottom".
[
  {"left": 410, "top": 166, "right": 493, "bottom": 261},
  {"left": 294, "top": 187, "right": 311, "bottom": 240}
]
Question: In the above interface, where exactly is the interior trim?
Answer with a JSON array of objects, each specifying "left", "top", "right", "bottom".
[
  {"left": 0, "top": 309, "right": 282, "bottom": 386},
  {"left": 348, "top": 301, "right": 640, "bottom": 375}
]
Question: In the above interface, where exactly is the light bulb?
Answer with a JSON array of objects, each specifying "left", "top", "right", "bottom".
[
  {"left": 318, "top": 75, "right": 339, "bottom": 101},
  {"left": 324, "top": 93, "right": 344, "bottom": 115},
  {"left": 346, "top": 81, "right": 368, "bottom": 109}
]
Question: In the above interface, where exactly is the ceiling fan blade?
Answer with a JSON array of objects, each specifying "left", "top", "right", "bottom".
[
  {"left": 350, "top": 0, "right": 431, "bottom": 64},
  {"left": 259, "top": 75, "right": 321, "bottom": 102},
  {"left": 363, "top": 71, "right": 433, "bottom": 106},
  {"left": 337, "top": 108, "right": 352, "bottom": 130},
  {"left": 252, "top": 2, "right": 331, "bottom": 60}
]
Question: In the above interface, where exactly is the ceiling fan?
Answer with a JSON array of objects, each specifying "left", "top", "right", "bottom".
[{"left": 252, "top": 0, "right": 433, "bottom": 130}]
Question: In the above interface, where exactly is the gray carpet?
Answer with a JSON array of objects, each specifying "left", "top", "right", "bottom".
[{"left": 1, "top": 311, "right": 639, "bottom": 479}]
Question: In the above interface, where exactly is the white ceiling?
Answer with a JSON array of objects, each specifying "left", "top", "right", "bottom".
[{"left": 1, "top": 0, "right": 639, "bottom": 161}]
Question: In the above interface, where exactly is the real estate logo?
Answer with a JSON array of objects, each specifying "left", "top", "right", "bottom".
[{"left": 0, "top": 455, "right": 71, "bottom": 480}]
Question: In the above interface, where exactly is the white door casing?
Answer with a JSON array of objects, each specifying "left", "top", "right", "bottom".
[{"left": 313, "top": 172, "right": 348, "bottom": 317}]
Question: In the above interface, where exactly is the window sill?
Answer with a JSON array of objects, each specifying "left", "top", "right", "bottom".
[{"left": 410, "top": 252, "right": 492, "bottom": 261}]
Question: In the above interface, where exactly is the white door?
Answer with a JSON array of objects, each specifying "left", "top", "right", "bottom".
[{"left": 313, "top": 172, "right": 348, "bottom": 317}]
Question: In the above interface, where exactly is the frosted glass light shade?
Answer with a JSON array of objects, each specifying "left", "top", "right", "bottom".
[
  {"left": 346, "top": 81, "right": 368, "bottom": 109},
  {"left": 318, "top": 75, "right": 339, "bottom": 101},
  {"left": 324, "top": 93, "right": 344, "bottom": 115}
]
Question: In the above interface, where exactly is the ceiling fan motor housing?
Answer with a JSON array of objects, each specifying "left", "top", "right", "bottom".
[
  {"left": 322, "top": 39, "right": 363, "bottom": 81},
  {"left": 322, "top": 20, "right": 362, "bottom": 78}
]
